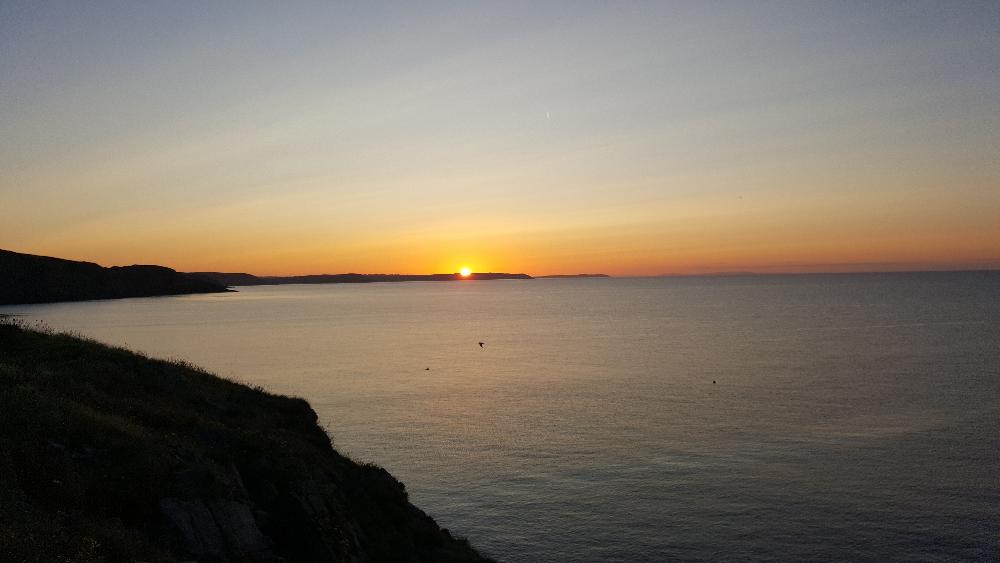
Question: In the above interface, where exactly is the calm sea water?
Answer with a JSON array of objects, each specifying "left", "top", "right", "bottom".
[{"left": 4, "top": 273, "right": 1000, "bottom": 561}]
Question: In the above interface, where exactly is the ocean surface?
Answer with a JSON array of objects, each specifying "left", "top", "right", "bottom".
[{"left": 4, "top": 273, "right": 999, "bottom": 562}]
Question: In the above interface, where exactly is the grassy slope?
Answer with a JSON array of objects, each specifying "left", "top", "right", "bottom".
[{"left": 0, "top": 321, "right": 491, "bottom": 562}]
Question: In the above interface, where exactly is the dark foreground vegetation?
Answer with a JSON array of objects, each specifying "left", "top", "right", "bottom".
[
  {"left": 0, "top": 249, "right": 229, "bottom": 305},
  {"left": 0, "top": 320, "right": 491, "bottom": 562},
  {"left": 190, "top": 272, "right": 532, "bottom": 286}
]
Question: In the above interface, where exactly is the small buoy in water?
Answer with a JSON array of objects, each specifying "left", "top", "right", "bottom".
[
  {"left": 425, "top": 367, "right": 430, "bottom": 371},
  {"left": 713, "top": 380, "right": 716, "bottom": 384}
]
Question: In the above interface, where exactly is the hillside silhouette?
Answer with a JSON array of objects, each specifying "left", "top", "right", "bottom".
[{"left": 0, "top": 249, "right": 228, "bottom": 305}]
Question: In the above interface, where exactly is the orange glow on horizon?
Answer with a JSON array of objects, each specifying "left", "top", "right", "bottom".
[
  {"left": 3, "top": 4, "right": 998, "bottom": 282},
  {"left": 7, "top": 190, "right": 1000, "bottom": 278}
]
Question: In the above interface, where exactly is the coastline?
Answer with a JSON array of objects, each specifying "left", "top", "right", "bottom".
[{"left": 0, "top": 249, "right": 229, "bottom": 306}]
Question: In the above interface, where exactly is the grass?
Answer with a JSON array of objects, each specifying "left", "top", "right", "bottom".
[{"left": 0, "top": 318, "right": 491, "bottom": 562}]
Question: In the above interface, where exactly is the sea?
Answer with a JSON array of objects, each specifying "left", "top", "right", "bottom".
[{"left": 4, "top": 273, "right": 999, "bottom": 562}]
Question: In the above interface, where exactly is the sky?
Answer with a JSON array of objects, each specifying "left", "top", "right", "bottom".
[{"left": 1, "top": 1, "right": 998, "bottom": 276}]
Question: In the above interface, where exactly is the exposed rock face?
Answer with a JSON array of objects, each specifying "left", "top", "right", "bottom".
[
  {"left": 156, "top": 466, "right": 363, "bottom": 562},
  {"left": 0, "top": 322, "right": 492, "bottom": 562},
  {"left": 159, "top": 498, "right": 231, "bottom": 559}
]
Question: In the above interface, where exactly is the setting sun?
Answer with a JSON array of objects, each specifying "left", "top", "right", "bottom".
[{"left": 459, "top": 267, "right": 471, "bottom": 277}]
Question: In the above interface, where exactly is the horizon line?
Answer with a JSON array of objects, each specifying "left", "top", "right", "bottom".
[{"left": 194, "top": 268, "right": 1000, "bottom": 279}]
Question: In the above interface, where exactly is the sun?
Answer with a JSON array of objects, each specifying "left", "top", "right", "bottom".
[{"left": 459, "top": 267, "right": 472, "bottom": 277}]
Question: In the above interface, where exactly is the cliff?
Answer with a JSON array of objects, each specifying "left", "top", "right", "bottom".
[
  {"left": 0, "top": 249, "right": 229, "bottom": 305},
  {"left": 0, "top": 320, "right": 492, "bottom": 562}
]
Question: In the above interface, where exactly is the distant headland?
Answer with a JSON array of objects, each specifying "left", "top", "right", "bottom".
[
  {"left": 0, "top": 249, "right": 229, "bottom": 306},
  {"left": 0, "top": 249, "right": 537, "bottom": 305},
  {"left": 535, "top": 274, "right": 610, "bottom": 279},
  {"left": 189, "top": 272, "right": 533, "bottom": 287},
  {"left": 0, "top": 248, "right": 620, "bottom": 306}
]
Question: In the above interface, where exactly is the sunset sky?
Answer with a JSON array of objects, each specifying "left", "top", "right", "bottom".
[{"left": 2, "top": 2, "right": 998, "bottom": 276}]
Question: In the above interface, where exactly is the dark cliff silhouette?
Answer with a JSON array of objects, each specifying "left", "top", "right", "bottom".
[
  {"left": 190, "top": 271, "right": 533, "bottom": 286},
  {"left": 0, "top": 320, "right": 492, "bottom": 562},
  {"left": 0, "top": 249, "right": 229, "bottom": 305}
]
